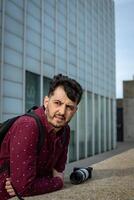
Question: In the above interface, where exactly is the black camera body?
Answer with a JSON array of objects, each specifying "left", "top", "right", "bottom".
[{"left": 70, "top": 166, "right": 93, "bottom": 184}]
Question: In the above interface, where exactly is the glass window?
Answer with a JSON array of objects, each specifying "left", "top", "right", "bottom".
[
  {"left": 4, "top": 64, "right": 22, "bottom": 83},
  {"left": 6, "top": 0, "right": 23, "bottom": 23},
  {"left": 3, "top": 97, "right": 22, "bottom": 115},
  {"left": 27, "top": 1, "right": 41, "bottom": 20},
  {"left": 69, "top": 42, "right": 76, "bottom": 56},
  {"left": 26, "top": 56, "right": 40, "bottom": 73},
  {"left": 44, "top": 13, "right": 55, "bottom": 30},
  {"left": 5, "top": 16, "right": 23, "bottom": 37},
  {"left": 44, "top": 38, "right": 55, "bottom": 54},
  {"left": 11, "top": 0, "right": 24, "bottom": 8},
  {"left": 106, "top": 98, "right": 109, "bottom": 150},
  {"left": 87, "top": 92, "right": 93, "bottom": 156},
  {"left": 68, "top": 64, "right": 77, "bottom": 78},
  {"left": 57, "top": 12, "right": 66, "bottom": 26},
  {"left": 44, "top": 26, "right": 55, "bottom": 42},
  {"left": 43, "top": 76, "right": 51, "bottom": 97},
  {"left": 100, "top": 96, "right": 105, "bottom": 152},
  {"left": 43, "top": 63, "right": 55, "bottom": 78},
  {"left": 47, "top": 0, "right": 55, "bottom": 7},
  {"left": 25, "top": 71, "right": 40, "bottom": 111},
  {"left": 27, "top": 28, "right": 41, "bottom": 47},
  {"left": 69, "top": 32, "right": 77, "bottom": 46},
  {"left": 27, "top": 14, "right": 41, "bottom": 33},
  {"left": 44, "top": 1, "right": 55, "bottom": 18},
  {"left": 27, "top": 42, "right": 40, "bottom": 61},
  {"left": 4, "top": 31, "right": 23, "bottom": 53},
  {"left": 57, "top": 58, "right": 66, "bottom": 71},
  {"left": 4, "top": 47, "right": 23, "bottom": 68},
  {"left": 58, "top": 2, "right": 66, "bottom": 17},
  {"left": 32, "top": 0, "right": 41, "bottom": 8},
  {"left": 79, "top": 64, "right": 85, "bottom": 81},
  {"left": 43, "top": 50, "right": 55, "bottom": 66},
  {"left": 79, "top": 93, "right": 85, "bottom": 159},
  {"left": 57, "top": 23, "right": 66, "bottom": 38},
  {"left": 69, "top": 114, "right": 77, "bottom": 162},
  {"left": 57, "top": 46, "right": 66, "bottom": 60},
  {"left": 57, "top": 35, "right": 66, "bottom": 49},
  {"left": 69, "top": 53, "right": 76, "bottom": 65},
  {"left": 3, "top": 80, "right": 22, "bottom": 99},
  {"left": 111, "top": 99, "right": 114, "bottom": 148},
  {"left": 94, "top": 94, "right": 99, "bottom": 154},
  {"left": 69, "top": 11, "right": 76, "bottom": 25}
]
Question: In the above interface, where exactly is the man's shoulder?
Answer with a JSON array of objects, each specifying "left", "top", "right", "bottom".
[
  {"left": 15, "top": 106, "right": 43, "bottom": 126},
  {"left": 12, "top": 114, "right": 39, "bottom": 130}
]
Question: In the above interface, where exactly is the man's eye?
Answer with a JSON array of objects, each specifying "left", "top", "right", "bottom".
[
  {"left": 54, "top": 101, "right": 61, "bottom": 106},
  {"left": 66, "top": 105, "right": 75, "bottom": 111}
]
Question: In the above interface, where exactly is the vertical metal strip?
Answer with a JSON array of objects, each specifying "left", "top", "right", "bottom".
[
  {"left": 113, "top": 99, "right": 116, "bottom": 148},
  {"left": 66, "top": 0, "right": 69, "bottom": 164},
  {"left": 98, "top": 95, "right": 101, "bottom": 153},
  {"left": 91, "top": 1, "right": 95, "bottom": 156},
  {"left": 85, "top": 91, "right": 88, "bottom": 157},
  {"left": 0, "top": 0, "right": 5, "bottom": 121},
  {"left": 66, "top": 0, "right": 69, "bottom": 76},
  {"left": 55, "top": 0, "right": 58, "bottom": 75},
  {"left": 97, "top": 1, "right": 101, "bottom": 154},
  {"left": 84, "top": 0, "right": 88, "bottom": 158},
  {"left": 76, "top": 0, "right": 79, "bottom": 161},
  {"left": 92, "top": 93, "right": 95, "bottom": 155},
  {"left": 40, "top": 0, "right": 44, "bottom": 104},
  {"left": 109, "top": 98, "right": 111, "bottom": 150},
  {"left": 22, "top": 0, "right": 27, "bottom": 113},
  {"left": 104, "top": 97, "right": 106, "bottom": 152}
]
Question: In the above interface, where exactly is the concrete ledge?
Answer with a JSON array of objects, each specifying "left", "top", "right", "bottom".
[{"left": 11, "top": 142, "right": 134, "bottom": 200}]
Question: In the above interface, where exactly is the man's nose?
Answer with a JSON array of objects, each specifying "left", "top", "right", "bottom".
[{"left": 59, "top": 105, "right": 66, "bottom": 115}]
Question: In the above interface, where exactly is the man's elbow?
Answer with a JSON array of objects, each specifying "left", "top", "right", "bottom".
[{"left": 53, "top": 176, "right": 64, "bottom": 191}]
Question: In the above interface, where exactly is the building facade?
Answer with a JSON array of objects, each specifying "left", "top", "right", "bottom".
[
  {"left": 0, "top": 0, "right": 116, "bottom": 162},
  {"left": 123, "top": 80, "right": 134, "bottom": 141}
]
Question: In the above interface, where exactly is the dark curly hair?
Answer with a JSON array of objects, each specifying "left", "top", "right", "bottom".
[{"left": 48, "top": 74, "right": 83, "bottom": 104}]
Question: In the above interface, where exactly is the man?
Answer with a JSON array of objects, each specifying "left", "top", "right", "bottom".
[{"left": 0, "top": 74, "right": 83, "bottom": 199}]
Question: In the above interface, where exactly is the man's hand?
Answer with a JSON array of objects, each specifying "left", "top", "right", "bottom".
[
  {"left": 5, "top": 178, "right": 16, "bottom": 197},
  {"left": 53, "top": 168, "right": 64, "bottom": 183}
]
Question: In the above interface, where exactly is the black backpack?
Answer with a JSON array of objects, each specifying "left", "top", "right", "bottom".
[{"left": 0, "top": 106, "right": 45, "bottom": 154}]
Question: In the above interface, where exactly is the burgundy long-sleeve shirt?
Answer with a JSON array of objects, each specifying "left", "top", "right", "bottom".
[{"left": 0, "top": 106, "right": 70, "bottom": 199}]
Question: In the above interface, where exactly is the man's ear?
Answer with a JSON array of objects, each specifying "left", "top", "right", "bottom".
[{"left": 43, "top": 96, "right": 49, "bottom": 109}]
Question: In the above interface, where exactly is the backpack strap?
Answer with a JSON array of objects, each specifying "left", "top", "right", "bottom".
[
  {"left": 25, "top": 112, "right": 45, "bottom": 155},
  {"left": 26, "top": 106, "right": 39, "bottom": 113},
  {"left": 62, "top": 126, "right": 67, "bottom": 145},
  {"left": 11, "top": 185, "right": 24, "bottom": 200}
]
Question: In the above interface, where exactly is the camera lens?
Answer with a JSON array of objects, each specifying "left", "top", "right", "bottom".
[{"left": 70, "top": 168, "right": 89, "bottom": 184}]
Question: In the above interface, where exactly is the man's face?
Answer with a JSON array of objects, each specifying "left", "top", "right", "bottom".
[{"left": 44, "top": 86, "right": 77, "bottom": 131}]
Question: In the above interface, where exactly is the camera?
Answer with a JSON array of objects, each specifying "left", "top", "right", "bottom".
[{"left": 70, "top": 167, "right": 93, "bottom": 184}]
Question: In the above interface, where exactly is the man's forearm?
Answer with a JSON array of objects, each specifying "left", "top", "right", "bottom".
[
  {"left": 28, "top": 176, "right": 64, "bottom": 196},
  {"left": 5, "top": 169, "right": 64, "bottom": 197}
]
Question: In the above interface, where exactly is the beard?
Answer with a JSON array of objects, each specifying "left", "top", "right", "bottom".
[
  {"left": 45, "top": 107, "right": 65, "bottom": 129},
  {"left": 45, "top": 107, "right": 72, "bottom": 129}
]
